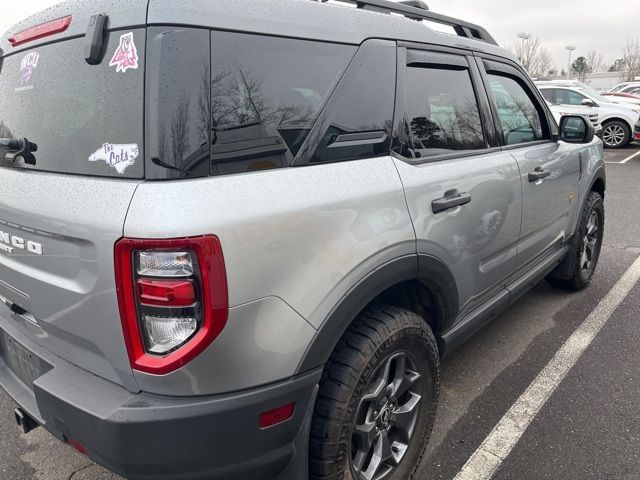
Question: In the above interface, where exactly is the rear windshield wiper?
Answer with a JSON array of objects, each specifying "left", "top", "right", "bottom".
[{"left": 0, "top": 137, "right": 38, "bottom": 165}]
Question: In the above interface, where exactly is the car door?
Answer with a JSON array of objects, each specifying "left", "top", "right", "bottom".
[
  {"left": 479, "top": 60, "right": 581, "bottom": 270},
  {"left": 391, "top": 47, "right": 522, "bottom": 315}
]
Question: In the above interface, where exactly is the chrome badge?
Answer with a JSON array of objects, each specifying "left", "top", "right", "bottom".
[{"left": 0, "top": 231, "right": 43, "bottom": 255}]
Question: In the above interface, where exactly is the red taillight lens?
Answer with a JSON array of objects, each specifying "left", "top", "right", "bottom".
[
  {"left": 259, "top": 403, "right": 296, "bottom": 429},
  {"left": 137, "top": 279, "right": 196, "bottom": 307},
  {"left": 9, "top": 16, "right": 72, "bottom": 47},
  {"left": 115, "top": 236, "right": 228, "bottom": 375}
]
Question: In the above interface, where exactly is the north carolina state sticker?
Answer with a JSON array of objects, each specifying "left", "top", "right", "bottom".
[
  {"left": 89, "top": 143, "right": 139, "bottom": 174},
  {"left": 109, "top": 32, "right": 139, "bottom": 73}
]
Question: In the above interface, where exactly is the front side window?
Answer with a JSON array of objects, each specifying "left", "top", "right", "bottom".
[
  {"left": 208, "top": 32, "right": 356, "bottom": 175},
  {"left": 487, "top": 74, "right": 547, "bottom": 146},
  {"left": 405, "top": 65, "right": 485, "bottom": 158},
  {"left": 555, "top": 88, "right": 588, "bottom": 106}
]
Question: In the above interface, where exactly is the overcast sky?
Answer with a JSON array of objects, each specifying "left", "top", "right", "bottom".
[{"left": 0, "top": 0, "right": 636, "bottom": 70}]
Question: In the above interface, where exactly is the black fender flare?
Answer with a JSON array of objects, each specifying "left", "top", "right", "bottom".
[{"left": 295, "top": 254, "right": 459, "bottom": 374}]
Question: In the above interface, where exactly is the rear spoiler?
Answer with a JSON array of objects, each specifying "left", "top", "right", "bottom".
[{"left": 313, "top": 0, "right": 498, "bottom": 46}]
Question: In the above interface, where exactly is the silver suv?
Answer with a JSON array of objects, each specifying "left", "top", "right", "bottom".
[{"left": 0, "top": 1, "right": 606, "bottom": 479}]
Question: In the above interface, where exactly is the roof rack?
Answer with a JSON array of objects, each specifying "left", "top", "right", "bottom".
[{"left": 314, "top": 0, "right": 498, "bottom": 46}]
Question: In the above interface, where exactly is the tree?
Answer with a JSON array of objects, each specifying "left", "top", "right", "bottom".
[
  {"left": 571, "top": 56, "right": 590, "bottom": 82},
  {"left": 586, "top": 51, "right": 605, "bottom": 74},
  {"left": 623, "top": 37, "right": 640, "bottom": 82},
  {"left": 609, "top": 58, "right": 625, "bottom": 72},
  {"left": 509, "top": 34, "right": 554, "bottom": 79}
]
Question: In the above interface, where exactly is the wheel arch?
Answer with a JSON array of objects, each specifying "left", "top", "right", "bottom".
[
  {"left": 295, "top": 254, "right": 459, "bottom": 374},
  {"left": 601, "top": 116, "right": 634, "bottom": 132},
  {"left": 549, "top": 166, "right": 606, "bottom": 281}
]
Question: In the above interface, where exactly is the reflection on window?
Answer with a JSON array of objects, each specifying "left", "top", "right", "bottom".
[
  {"left": 208, "top": 32, "right": 356, "bottom": 175},
  {"left": 405, "top": 66, "right": 485, "bottom": 157},
  {"left": 488, "top": 74, "right": 546, "bottom": 145}
]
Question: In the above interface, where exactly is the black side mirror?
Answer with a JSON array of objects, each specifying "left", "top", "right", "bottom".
[
  {"left": 559, "top": 115, "right": 595, "bottom": 144},
  {"left": 581, "top": 98, "right": 596, "bottom": 108}
]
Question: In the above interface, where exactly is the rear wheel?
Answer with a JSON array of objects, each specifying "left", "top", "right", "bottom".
[
  {"left": 602, "top": 120, "right": 631, "bottom": 148},
  {"left": 309, "top": 305, "right": 439, "bottom": 480},
  {"left": 547, "top": 191, "right": 604, "bottom": 290}
]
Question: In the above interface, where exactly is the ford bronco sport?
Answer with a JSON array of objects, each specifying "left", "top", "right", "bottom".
[{"left": 0, "top": 1, "right": 605, "bottom": 479}]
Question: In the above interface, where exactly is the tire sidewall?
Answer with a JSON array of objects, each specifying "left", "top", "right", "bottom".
[
  {"left": 577, "top": 193, "right": 604, "bottom": 285},
  {"left": 602, "top": 120, "right": 631, "bottom": 149},
  {"left": 338, "top": 324, "right": 438, "bottom": 480}
]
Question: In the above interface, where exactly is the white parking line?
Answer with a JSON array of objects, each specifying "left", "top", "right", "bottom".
[
  {"left": 454, "top": 255, "right": 640, "bottom": 480},
  {"left": 606, "top": 150, "right": 640, "bottom": 165},
  {"left": 620, "top": 150, "right": 640, "bottom": 164}
]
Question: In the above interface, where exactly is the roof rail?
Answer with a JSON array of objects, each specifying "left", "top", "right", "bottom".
[{"left": 314, "top": 0, "right": 498, "bottom": 46}]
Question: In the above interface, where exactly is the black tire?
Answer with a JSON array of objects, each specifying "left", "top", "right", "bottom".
[
  {"left": 602, "top": 120, "right": 631, "bottom": 149},
  {"left": 547, "top": 191, "right": 604, "bottom": 290},
  {"left": 309, "top": 305, "right": 439, "bottom": 480}
]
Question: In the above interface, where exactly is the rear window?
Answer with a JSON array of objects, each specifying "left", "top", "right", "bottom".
[{"left": 0, "top": 30, "right": 144, "bottom": 178}]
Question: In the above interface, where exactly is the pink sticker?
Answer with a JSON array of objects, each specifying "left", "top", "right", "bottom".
[{"left": 109, "top": 32, "right": 139, "bottom": 73}]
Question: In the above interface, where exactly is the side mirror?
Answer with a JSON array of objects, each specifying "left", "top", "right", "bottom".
[
  {"left": 581, "top": 98, "right": 596, "bottom": 108},
  {"left": 559, "top": 115, "right": 595, "bottom": 144}
]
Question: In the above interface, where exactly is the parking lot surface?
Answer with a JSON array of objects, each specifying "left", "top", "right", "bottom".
[{"left": 2, "top": 144, "right": 640, "bottom": 480}]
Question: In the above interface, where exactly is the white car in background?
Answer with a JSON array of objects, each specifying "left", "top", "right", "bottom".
[
  {"left": 537, "top": 83, "right": 640, "bottom": 148},
  {"left": 545, "top": 102, "right": 602, "bottom": 137},
  {"left": 609, "top": 82, "right": 640, "bottom": 95}
]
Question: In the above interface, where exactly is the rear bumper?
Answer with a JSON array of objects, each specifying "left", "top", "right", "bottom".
[{"left": 0, "top": 311, "right": 320, "bottom": 480}]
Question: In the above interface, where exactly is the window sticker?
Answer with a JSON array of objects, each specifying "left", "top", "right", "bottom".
[
  {"left": 109, "top": 32, "right": 139, "bottom": 73},
  {"left": 16, "top": 51, "right": 39, "bottom": 92},
  {"left": 89, "top": 143, "right": 139, "bottom": 174}
]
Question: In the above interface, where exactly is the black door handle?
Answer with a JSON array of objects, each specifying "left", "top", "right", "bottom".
[
  {"left": 528, "top": 166, "right": 551, "bottom": 182},
  {"left": 432, "top": 189, "right": 472, "bottom": 214}
]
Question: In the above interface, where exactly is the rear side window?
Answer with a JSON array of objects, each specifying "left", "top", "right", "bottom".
[
  {"left": 208, "top": 32, "right": 356, "bottom": 175},
  {"left": 405, "top": 64, "right": 485, "bottom": 157},
  {"left": 487, "top": 74, "right": 547, "bottom": 146},
  {"left": 0, "top": 30, "right": 145, "bottom": 178}
]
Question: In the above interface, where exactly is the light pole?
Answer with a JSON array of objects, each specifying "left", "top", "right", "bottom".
[
  {"left": 516, "top": 32, "right": 531, "bottom": 65},
  {"left": 566, "top": 45, "right": 576, "bottom": 78}
]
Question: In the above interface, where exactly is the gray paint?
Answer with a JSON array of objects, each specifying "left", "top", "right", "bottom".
[
  {"left": 133, "top": 297, "right": 317, "bottom": 395},
  {"left": 0, "top": 167, "right": 140, "bottom": 392},
  {"left": 147, "top": 0, "right": 514, "bottom": 57}
]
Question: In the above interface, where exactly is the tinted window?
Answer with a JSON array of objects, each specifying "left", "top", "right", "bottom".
[
  {"left": 303, "top": 40, "right": 395, "bottom": 164},
  {"left": 208, "top": 32, "right": 356, "bottom": 175},
  {"left": 405, "top": 65, "right": 485, "bottom": 158},
  {"left": 146, "top": 28, "right": 211, "bottom": 180},
  {"left": 488, "top": 74, "right": 547, "bottom": 146},
  {"left": 0, "top": 30, "right": 144, "bottom": 178},
  {"left": 540, "top": 88, "right": 555, "bottom": 103},
  {"left": 555, "top": 88, "right": 588, "bottom": 106}
]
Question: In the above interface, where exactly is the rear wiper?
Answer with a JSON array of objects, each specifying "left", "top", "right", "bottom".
[{"left": 0, "top": 137, "right": 37, "bottom": 165}]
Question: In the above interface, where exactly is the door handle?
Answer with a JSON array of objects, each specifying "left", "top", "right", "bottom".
[
  {"left": 432, "top": 189, "right": 472, "bottom": 214},
  {"left": 528, "top": 166, "right": 551, "bottom": 182}
]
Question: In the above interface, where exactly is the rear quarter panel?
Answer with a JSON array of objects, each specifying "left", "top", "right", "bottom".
[{"left": 124, "top": 157, "right": 416, "bottom": 394}]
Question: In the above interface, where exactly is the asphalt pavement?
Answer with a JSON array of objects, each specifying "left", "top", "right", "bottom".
[{"left": 1, "top": 144, "right": 640, "bottom": 480}]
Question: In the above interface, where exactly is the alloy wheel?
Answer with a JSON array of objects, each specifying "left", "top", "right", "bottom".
[
  {"left": 602, "top": 124, "right": 626, "bottom": 147},
  {"left": 350, "top": 353, "right": 422, "bottom": 480},
  {"left": 581, "top": 210, "right": 599, "bottom": 272}
]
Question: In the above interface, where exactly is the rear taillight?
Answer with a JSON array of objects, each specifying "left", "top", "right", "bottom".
[
  {"left": 115, "top": 236, "right": 228, "bottom": 374},
  {"left": 9, "top": 16, "right": 72, "bottom": 47}
]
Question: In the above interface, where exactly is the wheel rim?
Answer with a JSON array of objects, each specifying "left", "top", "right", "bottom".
[
  {"left": 603, "top": 124, "right": 625, "bottom": 146},
  {"left": 350, "top": 353, "right": 422, "bottom": 480},
  {"left": 581, "top": 210, "right": 600, "bottom": 272}
]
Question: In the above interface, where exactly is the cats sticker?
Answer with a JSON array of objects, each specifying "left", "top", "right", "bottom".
[
  {"left": 89, "top": 143, "right": 139, "bottom": 174},
  {"left": 109, "top": 32, "right": 139, "bottom": 73}
]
